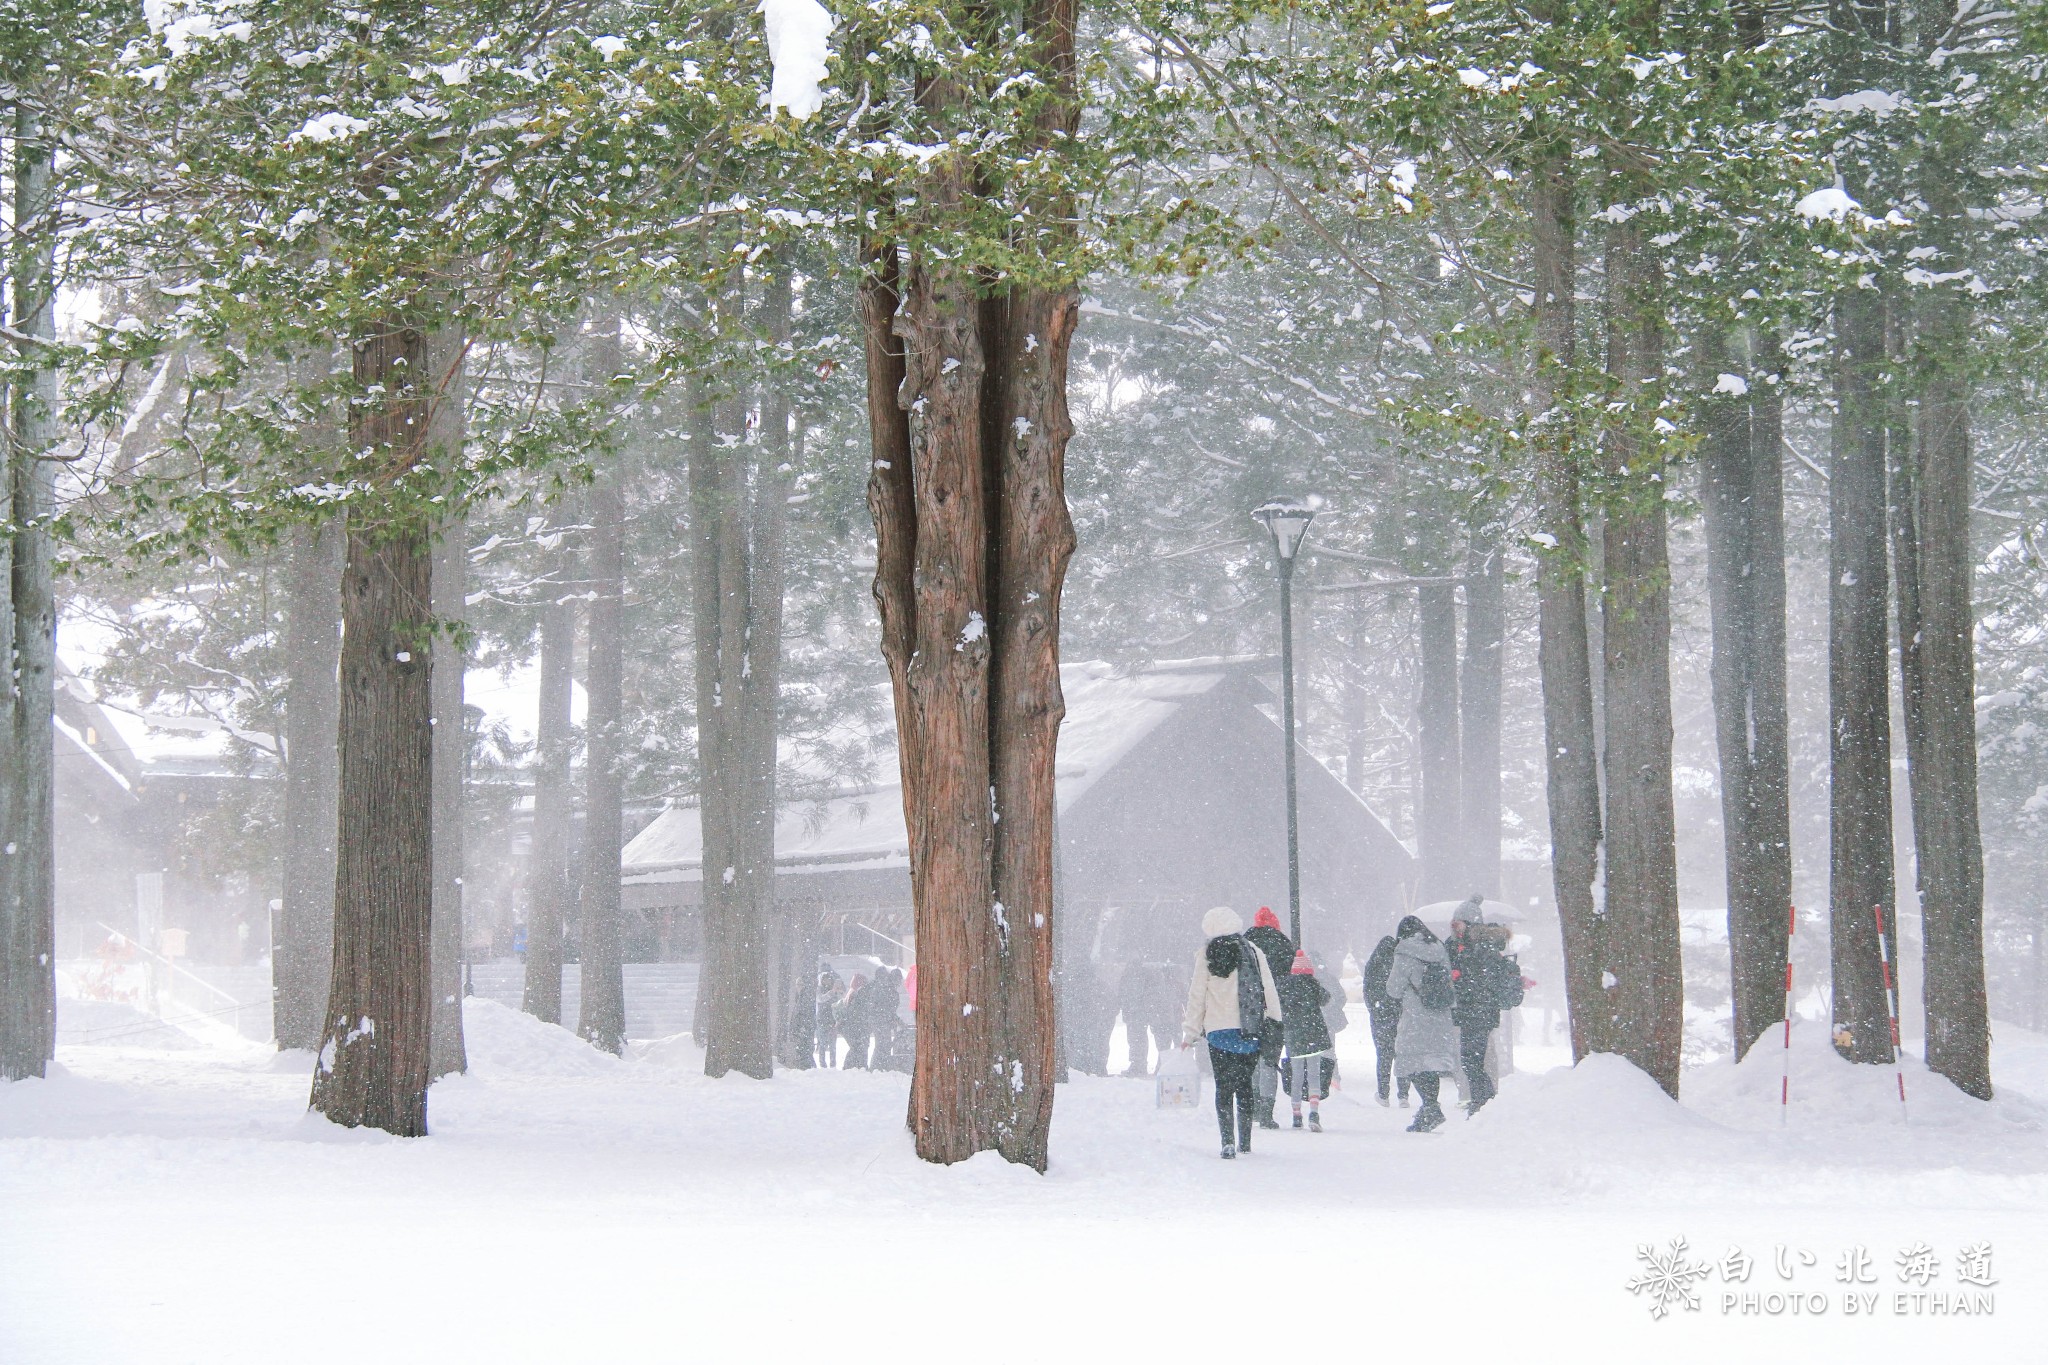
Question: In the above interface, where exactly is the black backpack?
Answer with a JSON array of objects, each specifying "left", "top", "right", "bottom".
[
  {"left": 1232, "top": 938, "right": 1269, "bottom": 1036},
  {"left": 1417, "top": 958, "right": 1455, "bottom": 1012},
  {"left": 1486, "top": 953, "right": 1526, "bottom": 1010}
]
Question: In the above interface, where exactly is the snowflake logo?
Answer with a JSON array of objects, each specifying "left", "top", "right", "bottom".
[{"left": 1627, "top": 1237, "right": 1714, "bottom": 1319}]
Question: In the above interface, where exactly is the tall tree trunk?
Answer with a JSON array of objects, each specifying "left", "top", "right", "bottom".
[
  {"left": 1415, "top": 579, "right": 1463, "bottom": 900},
  {"left": 1527, "top": 146, "right": 1608, "bottom": 1062},
  {"left": 687, "top": 349, "right": 775, "bottom": 1079},
  {"left": 309, "top": 322, "right": 434, "bottom": 1135},
  {"left": 1702, "top": 335, "right": 1794, "bottom": 1059},
  {"left": 1598, "top": 218, "right": 1684, "bottom": 1097},
  {"left": 1828, "top": 289, "right": 1899, "bottom": 1064},
  {"left": 276, "top": 518, "right": 345, "bottom": 1051},
  {"left": 522, "top": 596, "right": 577, "bottom": 1024},
  {"left": 578, "top": 315, "right": 629, "bottom": 1057},
  {"left": 1897, "top": 13, "right": 1990, "bottom": 1092},
  {"left": 0, "top": 118, "right": 57, "bottom": 1082},
  {"left": 864, "top": 0, "right": 1078, "bottom": 1165},
  {"left": 427, "top": 337, "right": 468, "bottom": 1078},
  {"left": 1459, "top": 533, "right": 1506, "bottom": 899}
]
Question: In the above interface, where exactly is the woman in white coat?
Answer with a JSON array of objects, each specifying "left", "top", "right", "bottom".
[
  {"left": 1181, "top": 906, "right": 1284, "bottom": 1159},
  {"left": 1384, "top": 914, "right": 1458, "bottom": 1132}
]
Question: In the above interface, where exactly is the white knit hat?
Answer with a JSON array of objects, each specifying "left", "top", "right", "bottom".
[{"left": 1201, "top": 905, "right": 1243, "bottom": 938}]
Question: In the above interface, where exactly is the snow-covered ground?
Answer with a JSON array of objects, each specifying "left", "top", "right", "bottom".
[{"left": 4, "top": 1001, "right": 2044, "bottom": 1364}]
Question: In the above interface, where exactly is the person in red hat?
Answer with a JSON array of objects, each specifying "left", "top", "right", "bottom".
[
  {"left": 1244, "top": 907, "right": 1296, "bottom": 1128},
  {"left": 1277, "top": 949, "right": 1338, "bottom": 1130}
]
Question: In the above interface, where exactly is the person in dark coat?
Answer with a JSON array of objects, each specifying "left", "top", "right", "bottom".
[
  {"left": 1452, "top": 922, "right": 1521, "bottom": 1112},
  {"left": 1245, "top": 906, "right": 1295, "bottom": 1128},
  {"left": 1277, "top": 950, "right": 1336, "bottom": 1131},
  {"left": 866, "top": 967, "right": 904, "bottom": 1071},
  {"left": 1362, "top": 933, "right": 1409, "bottom": 1107},
  {"left": 815, "top": 970, "right": 845, "bottom": 1068},
  {"left": 839, "top": 973, "right": 872, "bottom": 1069}
]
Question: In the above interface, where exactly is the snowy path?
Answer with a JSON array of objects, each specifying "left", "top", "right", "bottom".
[{"left": 4, "top": 1001, "right": 2045, "bottom": 1364}]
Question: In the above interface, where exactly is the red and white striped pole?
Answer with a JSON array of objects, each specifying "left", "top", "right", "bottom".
[
  {"left": 1781, "top": 904, "right": 1796, "bottom": 1124},
  {"left": 1874, "top": 903, "right": 1908, "bottom": 1121}
]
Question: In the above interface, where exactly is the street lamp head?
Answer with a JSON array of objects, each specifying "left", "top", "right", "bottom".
[{"left": 1253, "top": 499, "right": 1317, "bottom": 561}]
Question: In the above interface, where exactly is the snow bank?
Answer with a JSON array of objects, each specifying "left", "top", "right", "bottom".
[
  {"left": 1473, "top": 1051, "right": 1714, "bottom": 1141},
  {"left": 1686, "top": 1022, "right": 2045, "bottom": 1134},
  {"left": 460, "top": 998, "right": 617, "bottom": 1078}
]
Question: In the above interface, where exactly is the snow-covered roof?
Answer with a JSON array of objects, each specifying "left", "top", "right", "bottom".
[{"left": 622, "top": 660, "right": 1238, "bottom": 881}]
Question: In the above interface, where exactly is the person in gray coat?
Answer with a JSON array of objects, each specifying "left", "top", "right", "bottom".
[{"left": 1383, "top": 915, "right": 1457, "bottom": 1132}]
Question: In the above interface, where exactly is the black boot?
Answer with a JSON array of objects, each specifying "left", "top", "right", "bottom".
[{"left": 1238, "top": 1105, "right": 1254, "bottom": 1154}]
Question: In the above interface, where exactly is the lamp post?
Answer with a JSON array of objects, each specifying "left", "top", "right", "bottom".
[{"left": 1253, "top": 499, "right": 1316, "bottom": 946}]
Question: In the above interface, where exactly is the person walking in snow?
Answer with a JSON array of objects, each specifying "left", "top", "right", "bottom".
[
  {"left": 1451, "top": 923, "right": 1523, "bottom": 1113},
  {"left": 839, "top": 973, "right": 872, "bottom": 1069},
  {"left": 1244, "top": 906, "right": 1295, "bottom": 1129},
  {"left": 867, "top": 967, "right": 904, "bottom": 1071},
  {"left": 1443, "top": 895, "right": 1488, "bottom": 1104},
  {"left": 815, "top": 969, "right": 845, "bottom": 1068},
  {"left": 1384, "top": 915, "right": 1458, "bottom": 1132},
  {"left": 1362, "top": 932, "right": 1409, "bottom": 1108},
  {"left": 1181, "top": 906, "right": 1284, "bottom": 1159},
  {"left": 1277, "top": 950, "right": 1336, "bottom": 1131}
]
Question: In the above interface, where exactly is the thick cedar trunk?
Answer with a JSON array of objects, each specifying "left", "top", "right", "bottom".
[
  {"left": 578, "top": 321, "right": 629, "bottom": 1057},
  {"left": 863, "top": 0, "right": 1076, "bottom": 1169},
  {"left": 1459, "top": 535, "right": 1506, "bottom": 898},
  {"left": 1415, "top": 580, "right": 1462, "bottom": 900},
  {"left": 1599, "top": 220, "right": 1684, "bottom": 1097},
  {"left": 687, "top": 357, "right": 776, "bottom": 1079},
  {"left": 522, "top": 597, "right": 576, "bottom": 1023},
  {"left": 276, "top": 518, "right": 345, "bottom": 1051},
  {"left": 427, "top": 338, "right": 468, "bottom": 1078},
  {"left": 1527, "top": 150, "right": 1607, "bottom": 1062},
  {"left": 1701, "top": 337, "right": 1793, "bottom": 1059},
  {"left": 309, "top": 322, "right": 434, "bottom": 1135},
  {"left": 1828, "top": 288, "right": 1898, "bottom": 1064},
  {"left": 1897, "top": 54, "right": 1990, "bottom": 1091},
  {"left": 0, "top": 119, "right": 57, "bottom": 1082}
]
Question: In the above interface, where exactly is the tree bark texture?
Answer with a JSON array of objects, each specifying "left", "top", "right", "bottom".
[
  {"left": 1828, "top": 288, "right": 1898, "bottom": 1064},
  {"left": 1458, "top": 536, "right": 1506, "bottom": 899},
  {"left": 1526, "top": 150, "right": 1608, "bottom": 1063},
  {"left": 521, "top": 596, "right": 577, "bottom": 1024},
  {"left": 0, "top": 117, "right": 57, "bottom": 1082},
  {"left": 427, "top": 337, "right": 468, "bottom": 1079},
  {"left": 1415, "top": 580, "right": 1463, "bottom": 901},
  {"left": 276, "top": 518, "right": 345, "bottom": 1051},
  {"left": 1700, "top": 337, "right": 1793, "bottom": 1060},
  {"left": 578, "top": 320, "right": 629, "bottom": 1058},
  {"left": 309, "top": 322, "right": 434, "bottom": 1135},
  {"left": 1597, "top": 220, "right": 1684, "bottom": 1098}
]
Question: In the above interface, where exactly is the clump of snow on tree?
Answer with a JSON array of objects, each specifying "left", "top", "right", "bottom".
[
  {"left": 1795, "top": 184, "right": 1860, "bottom": 223},
  {"left": 757, "top": 0, "right": 836, "bottom": 120}
]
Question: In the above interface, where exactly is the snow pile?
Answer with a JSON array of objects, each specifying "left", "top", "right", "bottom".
[
  {"left": 757, "top": 0, "right": 834, "bottom": 120},
  {"left": 1795, "top": 183, "right": 1860, "bottom": 223},
  {"left": 460, "top": 998, "right": 617, "bottom": 1078},
  {"left": 1473, "top": 1051, "right": 1715, "bottom": 1142},
  {"left": 1686, "top": 1022, "right": 2045, "bottom": 1134}
]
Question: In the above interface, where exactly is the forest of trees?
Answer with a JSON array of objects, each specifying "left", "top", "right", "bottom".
[{"left": 0, "top": 0, "right": 2043, "bottom": 1165}]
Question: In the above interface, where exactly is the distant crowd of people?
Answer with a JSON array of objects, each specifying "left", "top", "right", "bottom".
[
  {"left": 813, "top": 964, "right": 912, "bottom": 1071},
  {"left": 1183, "top": 895, "right": 1525, "bottom": 1157}
]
